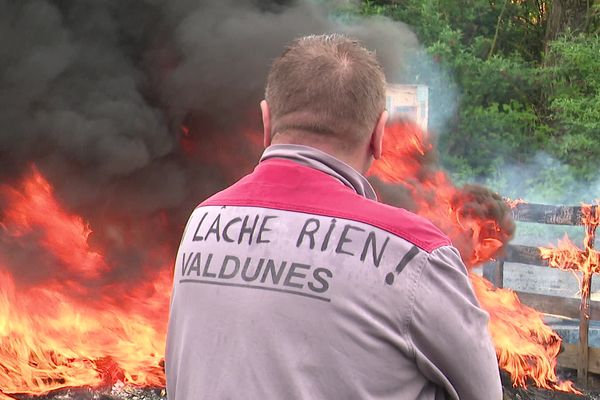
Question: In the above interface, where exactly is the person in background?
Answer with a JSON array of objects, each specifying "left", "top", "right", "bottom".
[{"left": 166, "top": 33, "right": 502, "bottom": 400}]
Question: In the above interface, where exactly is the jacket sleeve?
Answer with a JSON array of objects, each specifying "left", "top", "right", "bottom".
[{"left": 408, "top": 245, "right": 502, "bottom": 400}]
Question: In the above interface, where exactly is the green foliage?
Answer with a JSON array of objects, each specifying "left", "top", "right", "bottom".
[
  {"left": 442, "top": 101, "right": 543, "bottom": 175},
  {"left": 353, "top": 0, "right": 600, "bottom": 187},
  {"left": 544, "top": 34, "right": 600, "bottom": 178}
]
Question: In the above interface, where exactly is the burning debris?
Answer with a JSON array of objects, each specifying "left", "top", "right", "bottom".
[
  {"left": 539, "top": 203, "right": 600, "bottom": 385},
  {"left": 0, "top": 0, "right": 421, "bottom": 397},
  {"left": 369, "top": 121, "right": 516, "bottom": 267},
  {"left": 10, "top": 382, "right": 166, "bottom": 400},
  {"left": 0, "top": 120, "right": 585, "bottom": 398},
  {"left": 540, "top": 204, "right": 600, "bottom": 296},
  {"left": 369, "top": 120, "right": 577, "bottom": 392},
  {"left": 0, "top": 168, "right": 168, "bottom": 398}
]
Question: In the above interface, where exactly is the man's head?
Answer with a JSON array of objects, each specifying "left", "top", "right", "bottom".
[{"left": 261, "top": 34, "right": 388, "bottom": 172}]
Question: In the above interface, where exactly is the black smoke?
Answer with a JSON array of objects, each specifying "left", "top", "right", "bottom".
[{"left": 0, "top": 0, "right": 420, "bottom": 290}]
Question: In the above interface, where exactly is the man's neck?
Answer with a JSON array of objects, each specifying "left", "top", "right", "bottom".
[{"left": 270, "top": 133, "right": 369, "bottom": 173}]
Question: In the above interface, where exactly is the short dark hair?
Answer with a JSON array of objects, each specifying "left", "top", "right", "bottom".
[{"left": 265, "top": 34, "right": 386, "bottom": 145}]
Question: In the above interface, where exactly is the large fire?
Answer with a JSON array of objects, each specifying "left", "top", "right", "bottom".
[
  {"left": 368, "top": 120, "right": 577, "bottom": 392},
  {"left": 0, "top": 167, "right": 168, "bottom": 399},
  {"left": 0, "top": 121, "right": 580, "bottom": 398}
]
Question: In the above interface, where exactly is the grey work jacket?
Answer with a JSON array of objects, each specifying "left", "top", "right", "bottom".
[{"left": 166, "top": 145, "right": 502, "bottom": 400}]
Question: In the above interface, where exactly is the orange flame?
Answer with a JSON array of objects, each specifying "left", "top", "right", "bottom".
[
  {"left": 505, "top": 197, "right": 528, "bottom": 209},
  {"left": 0, "top": 121, "right": 582, "bottom": 396},
  {"left": 369, "top": 120, "right": 513, "bottom": 267},
  {"left": 472, "top": 274, "right": 578, "bottom": 392},
  {"left": 540, "top": 203, "right": 600, "bottom": 309},
  {"left": 0, "top": 167, "right": 169, "bottom": 399},
  {"left": 369, "top": 120, "right": 577, "bottom": 392}
]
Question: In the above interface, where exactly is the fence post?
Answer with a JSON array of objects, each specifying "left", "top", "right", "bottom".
[
  {"left": 578, "top": 208, "right": 598, "bottom": 385},
  {"left": 578, "top": 272, "right": 591, "bottom": 385},
  {"left": 483, "top": 260, "right": 504, "bottom": 288}
]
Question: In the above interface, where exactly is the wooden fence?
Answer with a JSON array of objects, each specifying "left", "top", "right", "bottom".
[{"left": 483, "top": 202, "right": 599, "bottom": 385}]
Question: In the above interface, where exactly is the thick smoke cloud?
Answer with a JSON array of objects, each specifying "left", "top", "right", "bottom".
[{"left": 0, "top": 0, "right": 424, "bottom": 290}]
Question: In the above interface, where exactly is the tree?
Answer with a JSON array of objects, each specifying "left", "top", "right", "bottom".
[
  {"left": 545, "top": 0, "right": 591, "bottom": 43},
  {"left": 354, "top": 0, "right": 600, "bottom": 184}
]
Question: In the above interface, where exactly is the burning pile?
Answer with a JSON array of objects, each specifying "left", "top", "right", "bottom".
[
  {"left": 1, "top": 0, "right": 585, "bottom": 397},
  {"left": 0, "top": 168, "right": 169, "bottom": 399},
  {"left": 0, "top": 120, "right": 581, "bottom": 398},
  {"left": 369, "top": 120, "right": 578, "bottom": 392}
]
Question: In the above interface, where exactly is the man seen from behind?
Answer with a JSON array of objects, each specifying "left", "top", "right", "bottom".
[{"left": 166, "top": 34, "right": 502, "bottom": 400}]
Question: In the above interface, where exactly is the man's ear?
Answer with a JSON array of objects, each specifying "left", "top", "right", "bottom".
[
  {"left": 371, "top": 110, "right": 388, "bottom": 160},
  {"left": 261, "top": 100, "right": 272, "bottom": 148}
]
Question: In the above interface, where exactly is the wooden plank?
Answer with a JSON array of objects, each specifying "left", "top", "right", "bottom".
[
  {"left": 590, "top": 344, "right": 600, "bottom": 375},
  {"left": 510, "top": 203, "right": 598, "bottom": 226},
  {"left": 483, "top": 261, "right": 504, "bottom": 288},
  {"left": 503, "top": 244, "right": 548, "bottom": 266},
  {"left": 559, "top": 343, "right": 577, "bottom": 370},
  {"left": 514, "top": 291, "right": 600, "bottom": 321},
  {"left": 497, "top": 260, "right": 504, "bottom": 288},
  {"left": 501, "top": 244, "right": 598, "bottom": 269},
  {"left": 558, "top": 343, "right": 600, "bottom": 375},
  {"left": 515, "top": 291, "right": 580, "bottom": 319}
]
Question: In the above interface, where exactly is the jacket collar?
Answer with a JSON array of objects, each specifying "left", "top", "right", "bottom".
[{"left": 259, "top": 144, "right": 377, "bottom": 201}]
